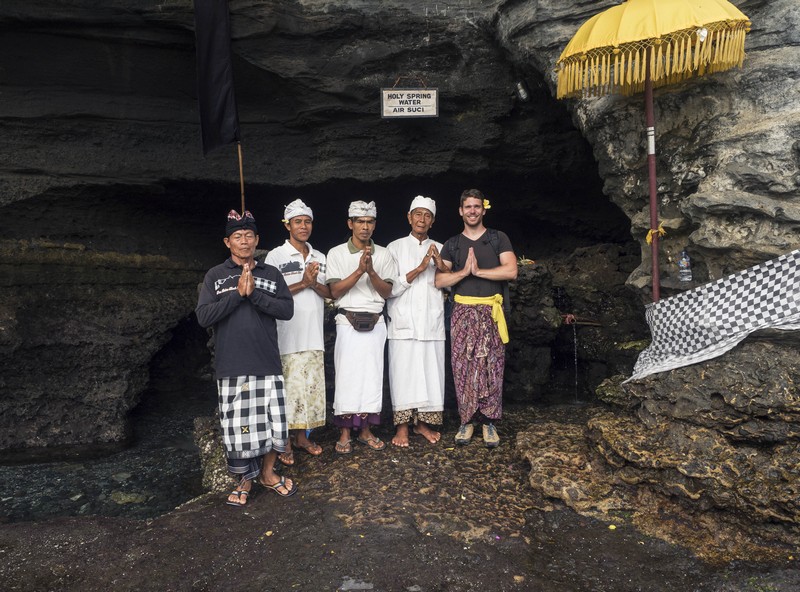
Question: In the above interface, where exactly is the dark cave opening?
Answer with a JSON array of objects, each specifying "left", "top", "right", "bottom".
[
  {"left": 6, "top": 169, "right": 632, "bottom": 270},
  {"left": 128, "top": 313, "right": 216, "bottom": 451},
  {"left": 139, "top": 168, "right": 633, "bottom": 270}
]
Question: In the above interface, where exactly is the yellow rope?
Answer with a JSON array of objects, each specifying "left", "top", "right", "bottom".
[{"left": 645, "top": 223, "right": 666, "bottom": 245}]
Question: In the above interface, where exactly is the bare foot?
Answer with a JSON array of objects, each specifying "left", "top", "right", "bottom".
[
  {"left": 294, "top": 435, "right": 323, "bottom": 456},
  {"left": 413, "top": 422, "right": 441, "bottom": 444},
  {"left": 392, "top": 423, "right": 410, "bottom": 447}
]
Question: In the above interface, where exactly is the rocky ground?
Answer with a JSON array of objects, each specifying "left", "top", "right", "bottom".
[
  {"left": 2, "top": 400, "right": 800, "bottom": 592},
  {"left": 0, "top": 372, "right": 216, "bottom": 523}
]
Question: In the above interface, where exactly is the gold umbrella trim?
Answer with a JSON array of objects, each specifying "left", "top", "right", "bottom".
[{"left": 556, "top": 20, "right": 749, "bottom": 99}]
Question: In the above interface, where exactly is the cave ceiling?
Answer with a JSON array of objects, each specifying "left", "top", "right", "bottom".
[{"left": 0, "top": 0, "right": 631, "bottom": 264}]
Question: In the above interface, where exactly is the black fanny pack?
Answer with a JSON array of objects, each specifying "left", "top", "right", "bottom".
[{"left": 343, "top": 310, "right": 381, "bottom": 332}]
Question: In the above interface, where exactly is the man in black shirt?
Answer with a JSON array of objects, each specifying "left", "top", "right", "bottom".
[
  {"left": 196, "top": 210, "right": 297, "bottom": 506},
  {"left": 435, "top": 190, "right": 517, "bottom": 448}
]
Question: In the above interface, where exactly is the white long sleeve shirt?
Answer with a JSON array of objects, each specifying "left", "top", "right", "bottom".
[{"left": 386, "top": 233, "right": 445, "bottom": 341}]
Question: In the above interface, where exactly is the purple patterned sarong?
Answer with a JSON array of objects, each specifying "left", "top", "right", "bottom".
[{"left": 450, "top": 302, "right": 505, "bottom": 424}]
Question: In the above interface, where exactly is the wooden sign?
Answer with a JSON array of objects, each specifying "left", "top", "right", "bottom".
[{"left": 381, "top": 88, "right": 438, "bottom": 118}]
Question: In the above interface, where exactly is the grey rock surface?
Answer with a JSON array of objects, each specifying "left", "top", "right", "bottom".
[
  {"left": 499, "top": 0, "right": 800, "bottom": 284},
  {"left": 519, "top": 338, "right": 800, "bottom": 561}
]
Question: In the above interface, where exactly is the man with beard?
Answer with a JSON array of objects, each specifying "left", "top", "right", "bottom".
[
  {"left": 196, "top": 210, "right": 297, "bottom": 506},
  {"left": 435, "top": 189, "right": 517, "bottom": 448}
]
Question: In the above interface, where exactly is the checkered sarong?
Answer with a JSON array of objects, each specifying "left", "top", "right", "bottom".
[
  {"left": 628, "top": 249, "right": 800, "bottom": 381},
  {"left": 217, "top": 375, "right": 288, "bottom": 458}
]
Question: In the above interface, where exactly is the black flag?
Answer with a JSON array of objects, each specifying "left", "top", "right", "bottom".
[{"left": 193, "top": 0, "right": 241, "bottom": 155}]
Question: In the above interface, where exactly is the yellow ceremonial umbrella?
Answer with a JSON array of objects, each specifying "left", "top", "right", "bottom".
[{"left": 555, "top": 0, "right": 751, "bottom": 301}]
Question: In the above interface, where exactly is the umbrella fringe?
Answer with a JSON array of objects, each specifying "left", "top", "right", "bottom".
[
  {"left": 655, "top": 43, "right": 664, "bottom": 82},
  {"left": 682, "top": 35, "right": 691, "bottom": 75},
  {"left": 639, "top": 47, "right": 647, "bottom": 85},
  {"left": 680, "top": 35, "right": 691, "bottom": 74},
  {"left": 715, "top": 28, "right": 728, "bottom": 70},
  {"left": 626, "top": 49, "right": 633, "bottom": 88},
  {"left": 556, "top": 21, "right": 749, "bottom": 99}
]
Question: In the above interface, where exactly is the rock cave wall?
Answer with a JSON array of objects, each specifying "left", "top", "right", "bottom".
[
  {"left": 501, "top": 0, "right": 800, "bottom": 560},
  {"left": 499, "top": 0, "right": 800, "bottom": 284}
]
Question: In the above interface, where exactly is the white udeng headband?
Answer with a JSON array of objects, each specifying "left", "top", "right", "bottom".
[
  {"left": 348, "top": 200, "right": 377, "bottom": 218},
  {"left": 408, "top": 195, "right": 436, "bottom": 216},
  {"left": 283, "top": 198, "right": 314, "bottom": 222}
]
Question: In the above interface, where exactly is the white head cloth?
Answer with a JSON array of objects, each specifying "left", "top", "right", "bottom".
[
  {"left": 408, "top": 195, "right": 436, "bottom": 217},
  {"left": 283, "top": 198, "right": 313, "bottom": 222},
  {"left": 348, "top": 200, "right": 377, "bottom": 218}
]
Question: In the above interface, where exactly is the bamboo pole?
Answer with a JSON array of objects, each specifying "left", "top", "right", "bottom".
[{"left": 237, "top": 142, "right": 245, "bottom": 214}]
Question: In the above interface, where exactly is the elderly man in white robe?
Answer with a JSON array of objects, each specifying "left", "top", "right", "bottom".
[
  {"left": 326, "top": 200, "right": 397, "bottom": 454},
  {"left": 386, "top": 196, "right": 449, "bottom": 447}
]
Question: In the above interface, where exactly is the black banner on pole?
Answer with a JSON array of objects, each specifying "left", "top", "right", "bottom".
[{"left": 193, "top": 0, "right": 241, "bottom": 155}]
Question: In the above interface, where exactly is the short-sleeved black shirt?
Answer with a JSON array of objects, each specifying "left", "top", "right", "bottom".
[{"left": 441, "top": 229, "right": 513, "bottom": 297}]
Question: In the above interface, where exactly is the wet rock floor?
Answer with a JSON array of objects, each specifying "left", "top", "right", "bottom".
[
  {"left": 0, "top": 376, "right": 216, "bottom": 523},
  {"left": 2, "top": 394, "right": 799, "bottom": 590}
]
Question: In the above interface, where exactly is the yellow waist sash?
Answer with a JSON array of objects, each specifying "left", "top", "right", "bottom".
[{"left": 453, "top": 294, "right": 509, "bottom": 344}]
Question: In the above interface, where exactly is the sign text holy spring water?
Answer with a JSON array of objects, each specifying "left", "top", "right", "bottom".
[{"left": 381, "top": 88, "right": 438, "bottom": 118}]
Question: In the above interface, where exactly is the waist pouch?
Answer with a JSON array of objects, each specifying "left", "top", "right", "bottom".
[{"left": 344, "top": 310, "right": 381, "bottom": 332}]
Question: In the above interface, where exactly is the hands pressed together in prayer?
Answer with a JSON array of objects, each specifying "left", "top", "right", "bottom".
[
  {"left": 238, "top": 262, "right": 256, "bottom": 297},
  {"left": 434, "top": 245, "right": 490, "bottom": 289},
  {"left": 463, "top": 246, "right": 481, "bottom": 276},
  {"left": 404, "top": 244, "right": 449, "bottom": 286},
  {"left": 301, "top": 261, "right": 320, "bottom": 288},
  {"left": 420, "top": 244, "right": 449, "bottom": 273},
  {"left": 358, "top": 245, "right": 375, "bottom": 276}
]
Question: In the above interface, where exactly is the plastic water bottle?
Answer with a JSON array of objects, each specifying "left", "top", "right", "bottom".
[{"left": 678, "top": 249, "right": 693, "bottom": 282}]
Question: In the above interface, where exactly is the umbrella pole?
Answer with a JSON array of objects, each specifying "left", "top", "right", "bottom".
[
  {"left": 237, "top": 141, "right": 246, "bottom": 214},
  {"left": 645, "top": 47, "right": 660, "bottom": 302}
]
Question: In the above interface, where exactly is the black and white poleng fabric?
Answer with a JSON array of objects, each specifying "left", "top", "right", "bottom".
[
  {"left": 628, "top": 249, "right": 800, "bottom": 381},
  {"left": 217, "top": 375, "right": 288, "bottom": 457}
]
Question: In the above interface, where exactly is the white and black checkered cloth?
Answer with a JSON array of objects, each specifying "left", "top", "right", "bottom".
[
  {"left": 217, "top": 375, "right": 288, "bottom": 457},
  {"left": 628, "top": 249, "right": 800, "bottom": 381}
]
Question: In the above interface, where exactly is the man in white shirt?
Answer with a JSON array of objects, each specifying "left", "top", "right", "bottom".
[
  {"left": 326, "top": 201, "right": 397, "bottom": 454},
  {"left": 266, "top": 199, "right": 331, "bottom": 465},
  {"left": 386, "top": 196, "right": 449, "bottom": 447}
]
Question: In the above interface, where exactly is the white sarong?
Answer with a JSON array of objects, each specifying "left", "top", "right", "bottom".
[
  {"left": 388, "top": 339, "right": 444, "bottom": 413},
  {"left": 333, "top": 319, "right": 387, "bottom": 415}
]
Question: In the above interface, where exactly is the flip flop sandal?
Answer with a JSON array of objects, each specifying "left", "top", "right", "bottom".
[
  {"left": 357, "top": 436, "right": 386, "bottom": 451},
  {"left": 278, "top": 451, "right": 295, "bottom": 466},
  {"left": 335, "top": 440, "right": 353, "bottom": 455},
  {"left": 262, "top": 476, "right": 297, "bottom": 498},
  {"left": 226, "top": 488, "right": 249, "bottom": 507}
]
